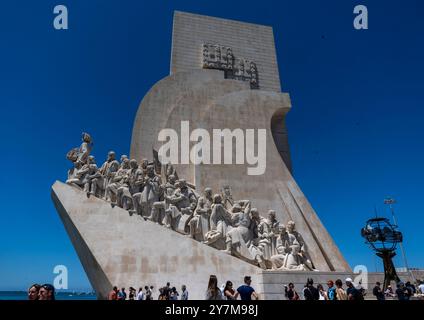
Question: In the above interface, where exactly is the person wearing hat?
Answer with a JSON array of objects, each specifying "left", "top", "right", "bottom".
[{"left": 384, "top": 285, "right": 395, "bottom": 298}]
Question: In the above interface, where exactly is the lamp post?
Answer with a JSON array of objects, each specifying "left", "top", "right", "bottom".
[{"left": 383, "top": 197, "right": 415, "bottom": 283}]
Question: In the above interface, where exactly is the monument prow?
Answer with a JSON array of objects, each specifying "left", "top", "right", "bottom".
[{"left": 52, "top": 181, "right": 261, "bottom": 300}]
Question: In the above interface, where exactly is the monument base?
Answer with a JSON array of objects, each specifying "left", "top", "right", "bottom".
[{"left": 52, "top": 182, "right": 421, "bottom": 300}]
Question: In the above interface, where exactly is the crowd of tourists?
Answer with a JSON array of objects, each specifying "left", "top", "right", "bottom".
[
  {"left": 27, "top": 277, "right": 424, "bottom": 300},
  {"left": 105, "top": 277, "right": 424, "bottom": 301},
  {"left": 284, "top": 278, "right": 424, "bottom": 301},
  {"left": 284, "top": 278, "right": 365, "bottom": 301},
  {"left": 106, "top": 275, "right": 259, "bottom": 300},
  {"left": 375, "top": 280, "right": 424, "bottom": 301}
]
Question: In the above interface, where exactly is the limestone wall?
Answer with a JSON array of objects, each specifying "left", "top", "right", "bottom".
[{"left": 171, "top": 11, "right": 281, "bottom": 92}]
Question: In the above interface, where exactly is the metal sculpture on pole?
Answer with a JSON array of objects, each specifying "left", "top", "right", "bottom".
[{"left": 361, "top": 217, "right": 403, "bottom": 290}]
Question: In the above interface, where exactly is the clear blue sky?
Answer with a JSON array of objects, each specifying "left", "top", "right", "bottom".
[{"left": 0, "top": 0, "right": 423, "bottom": 291}]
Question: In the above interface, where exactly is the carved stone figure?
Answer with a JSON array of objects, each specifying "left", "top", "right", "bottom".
[
  {"left": 140, "top": 159, "right": 149, "bottom": 176},
  {"left": 164, "top": 179, "right": 197, "bottom": 233},
  {"left": 224, "top": 200, "right": 252, "bottom": 254},
  {"left": 117, "top": 175, "right": 134, "bottom": 211},
  {"left": 120, "top": 155, "right": 128, "bottom": 164},
  {"left": 105, "top": 158, "right": 130, "bottom": 205},
  {"left": 126, "top": 159, "right": 143, "bottom": 194},
  {"left": 66, "top": 132, "right": 92, "bottom": 164},
  {"left": 150, "top": 174, "right": 177, "bottom": 223},
  {"left": 66, "top": 160, "right": 85, "bottom": 188},
  {"left": 279, "top": 221, "right": 316, "bottom": 271},
  {"left": 246, "top": 208, "right": 268, "bottom": 269},
  {"left": 203, "top": 187, "right": 213, "bottom": 210},
  {"left": 188, "top": 188, "right": 213, "bottom": 241},
  {"left": 99, "top": 151, "right": 120, "bottom": 199},
  {"left": 270, "top": 225, "right": 289, "bottom": 269},
  {"left": 258, "top": 210, "right": 280, "bottom": 259},
  {"left": 133, "top": 165, "right": 161, "bottom": 217},
  {"left": 221, "top": 185, "right": 234, "bottom": 210},
  {"left": 83, "top": 156, "right": 104, "bottom": 197},
  {"left": 204, "top": 194, "right": 233, "bottom": 249},
  {"left": 164, "top": 163, "right": 179, "bottom": 182},
  {"left": 223, "top": 203, "right": 268, "bottom": 269}
]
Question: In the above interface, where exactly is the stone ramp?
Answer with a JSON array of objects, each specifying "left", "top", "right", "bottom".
[{"left": 51, "top": 181, "right": 260, "bottom": 299}]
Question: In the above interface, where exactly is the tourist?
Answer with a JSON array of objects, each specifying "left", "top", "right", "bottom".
[
  {"left": 418, "top": 280, "right": 424, "bottom": 294},
  {"left": 396, "top": 282, "right": 409, "bottom": 300},
  {"left": 117, "top": 287, "right": 127, "bottom": 300},
  {"left": 149, "top": 286, "right": 155, "bottom": 300},
  {"left": 158, "top": 287, "right": 168, "bottom": 300},
  {"left": 170, "top": 287, "right": 179, "bottom": 300},
  {"left": 372, "top": 282, "right": 385, "bottom": 301},
  {"left": 284, "top": 283, "right": 300, "bottom": 300},
  {"left": 303, "top": 278, "right": 319, "bottom": 300},
  {"left": 357, "top": 281, "right": 366, "bottom": 297},
  {"left": 384, "top": 285, "right": 395, "bottom": 298},
  {"left": 317, "top": 284, "right": 327, "bottom": 300},
  {"left": 108, "top": 286, "right": 119, "bottom": 300},
  {"left": 137, "top": 287, "right": 144, "bottom": 300},
  {"left": 128, "top": 287, "right": 136, "bottom": 300},
  {"left": 205, "top": 275, "right": 223, "bottom": 300},
  {"left": 405, "top": 281, "right": 415, "bottom": 297},
  {"left": 335, "top": 279, "right": 347, "bottom": 300},
  {"left": 326, "top": 280, "right": 336, "bottom": 301},
  {"left": 38, "top": 284, "right": 55, "bottom": 301},
  {"left": 144, "top": 286, "right": 152, "bottom": 300},
  {"left": 223, "top": 281, "right": 237, "bottom": 300},
  {"left": 181, "top": 285, "right": 189, "bottom": 300},
  {"left": 235, "top": 276, "right": 259, "bottom": 301},
  {"left": 28, "top": 284, "right": 40, "bottom": 300},
  {"left": 345, "top": 278, "right": 363, "bottom": 301},
  {"left": 164, "top": 282, "right": 171, "bottom": 299}
]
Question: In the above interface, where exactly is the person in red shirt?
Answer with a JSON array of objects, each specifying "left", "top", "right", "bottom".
[{"left": 108, "top": 286, "right": 119, "bottom": 300}]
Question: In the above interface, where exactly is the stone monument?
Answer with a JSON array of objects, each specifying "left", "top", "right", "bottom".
[{"left": 52, "top": 11, "right": 361, "bottom": 300}]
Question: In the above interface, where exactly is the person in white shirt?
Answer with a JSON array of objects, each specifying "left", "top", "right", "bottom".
[
  {"left": 317, "top": 284, "right": 327, "bottom": 300},
  {"left": 418, "top": 281, "right": 424, "bottom": 294},
  {"left": 136, "top": 287, "right": 144, "bottom": 300}
]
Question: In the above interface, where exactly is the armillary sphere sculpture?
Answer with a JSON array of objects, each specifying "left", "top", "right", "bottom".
[{"left": 361, "top": 217, "right": 403, "bottom": 290}]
